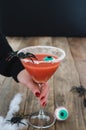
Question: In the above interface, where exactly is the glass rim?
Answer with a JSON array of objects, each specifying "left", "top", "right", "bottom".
[{"left": 18, "top": 46, "right": 66, "bottom": 64}]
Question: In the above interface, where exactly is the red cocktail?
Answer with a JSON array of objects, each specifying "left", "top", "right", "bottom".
[
  {"left": 18, "top": 46, "right": 65, "bottom": 129},
  {"left": 22, "top": 54, "right": 60, "bottom": 83}
]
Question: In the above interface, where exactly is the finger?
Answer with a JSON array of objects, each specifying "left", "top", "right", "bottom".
[
  {"left": 28, "top": 81, "right": 40, "bottom": 97},
  {"left": 40, "top": 94, "right": 49, "bottom": 107},
  {"left": 40, "top": 90, "right": 49, "bottom": 101},
  {"left": 18, "top": 69, "right": 41, "bottom": 97},
  {"left": 40, "top": 92, "right": 49, "bottom": 107},
  {"left": 39, "top": 83, "right": 49, "bottom": 107},
  {"left": 40, "top": 82, "right": 49, "bottom": 100}
]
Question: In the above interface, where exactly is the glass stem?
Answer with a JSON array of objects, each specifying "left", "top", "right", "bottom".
[
  {"left": 38, "top": 105, "right": 50, "bottom": 121},
  {"left": 38, "top": 83, "right": 50, "bottom": 121},
  {"left": 38, "top": 107, "right": 45, "bottom": 119},
  {"left": 38, "top": 83, "right": 45, "bottom": 119}
]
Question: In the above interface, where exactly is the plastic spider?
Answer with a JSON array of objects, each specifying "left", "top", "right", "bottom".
[
  {"left": 6, "top": 50, "right": 38, "bottom": 62},
  {"left": 70, "top": 85, "right": 86, "bottom": 96},
  {"left": 7, "top": 113, "right": 28, "bottom": 126},
  {"left": 70, "top": 85, "right": 86, "bottom": 107}
]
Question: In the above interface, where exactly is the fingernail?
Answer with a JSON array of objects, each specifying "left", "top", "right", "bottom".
[
  {"left": 42, "top": 102, "right": 46, "bottom": 107},
  {"left": 41, "top": 96, "right": 45, "bottom": 100},
  {"left": 35, "top": 92, "right": 40, "bottom": 97}
]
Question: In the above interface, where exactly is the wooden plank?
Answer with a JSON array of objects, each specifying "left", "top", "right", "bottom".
[
  {"left": 68, "top": 38, "right": 86, "bottom": 86},
  {"left": 68, "top": 38, "right": 86, "bottom": 128},
  {"left": 52, "top": 37, "right": 83, "bottom": 130}
]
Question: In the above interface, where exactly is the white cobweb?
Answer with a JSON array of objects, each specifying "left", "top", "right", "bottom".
[{"left": 0, "top": 93, "right": 28, "bottom": 130}]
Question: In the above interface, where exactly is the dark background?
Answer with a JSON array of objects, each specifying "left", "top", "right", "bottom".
[
  {"left": 1, "top": 0, "right": 86, "bottom": 36},
  {"left": 0, "top": 0, "right": 3, "bottom": 32}
]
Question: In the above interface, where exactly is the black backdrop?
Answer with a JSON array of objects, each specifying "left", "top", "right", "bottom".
[
  {"left": 1, "top": 0, "right": 86, "bottom": 36},
  {"left": 0, "top": 0, "right": 3, "bottom": 32}
]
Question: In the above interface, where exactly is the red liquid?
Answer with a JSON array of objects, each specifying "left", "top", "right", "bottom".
[{"left": 21, "top": 54, "right": 60, "bottom": 83}]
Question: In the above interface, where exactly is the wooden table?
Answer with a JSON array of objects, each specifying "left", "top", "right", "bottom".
[{"left": 0, "top": 37, "right": 86, "bottom": 130}]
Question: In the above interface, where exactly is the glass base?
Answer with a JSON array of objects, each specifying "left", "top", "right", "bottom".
[{"left": 28, "top": 110, "right": 56, "bottom": 129}]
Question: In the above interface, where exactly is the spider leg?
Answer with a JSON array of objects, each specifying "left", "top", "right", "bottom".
[
  {"left": 70, "top": 86, "right": 76, "bottom": 91},
  {"left": 31, "top": 54, "right": 38, "bottom": 60},
  {"left": 78, "top": 93, "right": 84, "bottom": 97},
  {"left": 6, "top": 120, "right": 11, "bottom": 122},
  {"left": 6, "top": 54, "right": 13, "bottom": 61},
  {"left": 29, "top": 57, "right": 34, "bottom": 63},
  {"left": 7, "top": 119, "right": 14, "bottom": 125},
  {"left": 17, "top": 122, "right": 19, "bottom": 127},
  {"left": 6, "top": 51, "right": 18, "bottom": 61},
  {"left": 83, "top": 93, "right": 86, "bottom": 107},
  {"left": 28, "top": 53, "right": 38, "bottom": 60},
  {"left": 11, "top": 122, "right": 15, "bottom": 125},
  {"left": 78, "top": 86, "right": 86, "bottom": 96},
  {"left": 70, "top": 87, "right": 77, "bottom": 93},
  {"left": 19, "top": 121, "right": 27, "bottom": 126}
]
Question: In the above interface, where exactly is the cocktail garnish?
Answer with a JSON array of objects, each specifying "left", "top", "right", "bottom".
[
  {"left": 43, "top": 56, "right": 54, "bottom": 61},
  {"left": 6, "top": 50, "right": 38, "bottom": 63},
  {"left": 55, "top": 107, "right": 69, "bottom": 120},
  {"left": 70, "top": 85, "right": 86, "bottom": 107}
]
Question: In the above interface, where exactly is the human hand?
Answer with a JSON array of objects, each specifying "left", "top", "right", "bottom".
[{"left": 17, "top": 69, "right": 49, "bottom": 107}]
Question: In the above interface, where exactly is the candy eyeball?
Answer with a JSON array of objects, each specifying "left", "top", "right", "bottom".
[
  {"left": 55, "top": 107, "right": 69, "bottom": 121},
  {"left": 43, "top": 56, "right": 54, "bottom": 61}
]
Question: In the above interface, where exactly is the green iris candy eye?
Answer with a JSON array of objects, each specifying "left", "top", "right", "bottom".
[
  {"left": 59, "top": 109, "right": 68, "bottom": 120},
  {"left": 55, "top": 107, "right": 69, "bottom": 121},
  {"left": 43, "top": 56, "right": 54, "bottom": 61}
]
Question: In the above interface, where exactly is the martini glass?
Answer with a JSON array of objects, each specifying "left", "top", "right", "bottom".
[{"left": 18, "top": 46, "right": 65, "bottom": 129}]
